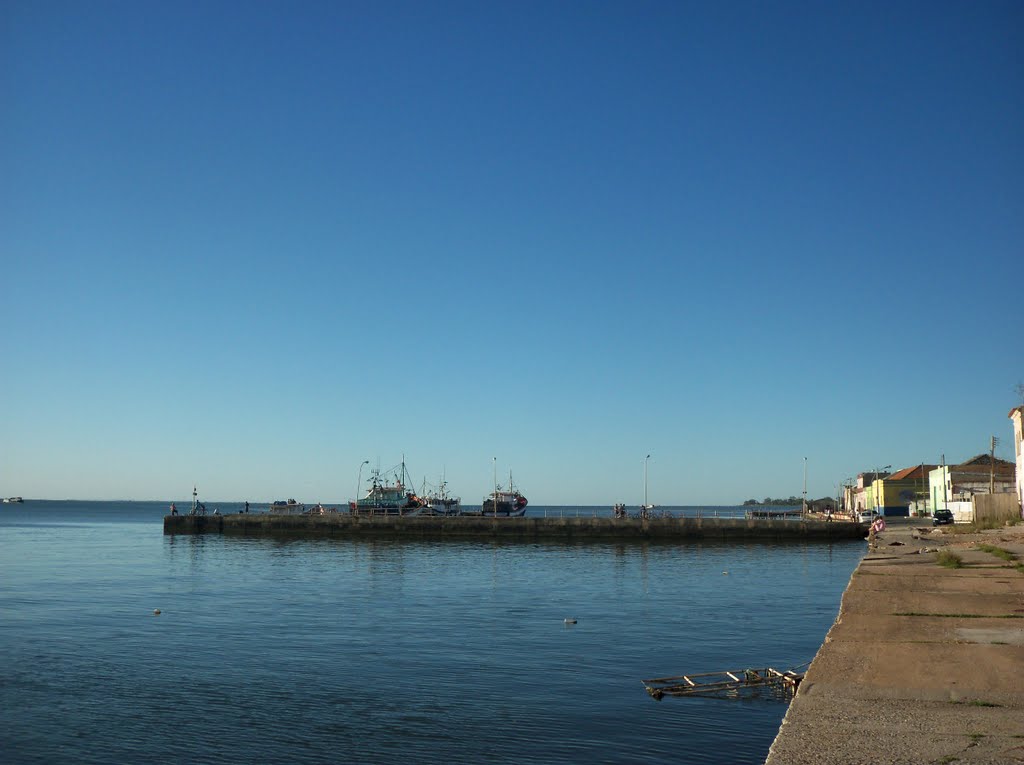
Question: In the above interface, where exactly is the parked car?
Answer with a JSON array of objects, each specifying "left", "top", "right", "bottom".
[
  {"left": 932, "top": 509, "right": 954, "bottom": 526},
  {"left": 857, "top": 510, "right": 880, "bottom": 524}
]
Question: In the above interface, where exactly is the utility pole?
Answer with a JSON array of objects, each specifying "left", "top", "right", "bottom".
[{"left": 990, "top": 436, "right": 998, "bottom": 494}]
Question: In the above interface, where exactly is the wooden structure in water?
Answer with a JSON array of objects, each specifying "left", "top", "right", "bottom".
[{"left": 642, "top": 667, "right": 804, "bottom": 700}]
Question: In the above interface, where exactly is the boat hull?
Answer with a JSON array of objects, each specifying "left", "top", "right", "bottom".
[{"left": 481, "top": 497, "right": 528, "bottom": 517}]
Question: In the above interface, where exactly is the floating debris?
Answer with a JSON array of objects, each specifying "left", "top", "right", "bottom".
[
  {"left": 642, "top": 667, "right": 804, "bottom": 701},
  {"left": 153, "top": 609, "right": 161, "bottom": 616},
  {"left": 564, "top": 618, "right": 577, "bottom": 625}
]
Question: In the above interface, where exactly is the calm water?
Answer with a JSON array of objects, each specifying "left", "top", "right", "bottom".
[{"left": 0, "top": 502, "right": 864, "bottom": 764}]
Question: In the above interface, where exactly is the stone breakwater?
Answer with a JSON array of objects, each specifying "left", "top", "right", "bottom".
[
  {"left": 163, "top": 513, "right": 864, "bottom": 542},
  {"left": 765, "top": 519, "right": 1024, "bottom": 765}
]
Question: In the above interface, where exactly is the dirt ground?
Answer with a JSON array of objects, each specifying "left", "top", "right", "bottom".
[{"left": 764, "top": 518, "right": 1024, "bottom": 765}]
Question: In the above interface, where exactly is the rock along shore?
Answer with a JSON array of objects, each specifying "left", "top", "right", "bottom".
[
  {"left": 163, "top": 512, "right": 864, "bottom": 542},
  {"left": 765, "top": 518, "right": 1024, "bottom": 765}
]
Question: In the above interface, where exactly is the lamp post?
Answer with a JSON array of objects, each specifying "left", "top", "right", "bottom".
[
  {"left": 643, "top": 454, "right": 651, "bottom": 511},
  {"left": 355, "top": 460, "right": 369, "bottom": 511},
  {"left": 802, "top": 457, "right": 807, "bottom": 517}
]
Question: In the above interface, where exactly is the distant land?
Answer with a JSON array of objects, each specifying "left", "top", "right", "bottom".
[{"left": 743, "top": 497, "right": 805, "bottom": 506}]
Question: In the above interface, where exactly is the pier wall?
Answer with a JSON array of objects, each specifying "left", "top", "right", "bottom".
[{"left": 163, "top": 513, "right": 864, "bottom": 541}]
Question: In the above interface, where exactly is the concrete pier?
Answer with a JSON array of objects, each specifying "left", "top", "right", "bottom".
[
  {"left": 163, "top": 512, "right": 864, "bottom": 542},
  {"left": 765, "top": 519, "right": 1024, "bottom": 765}
]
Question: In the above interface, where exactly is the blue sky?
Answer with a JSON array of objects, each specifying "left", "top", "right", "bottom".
[{"left": 2, "top": 1, "right": 1021, "bottom": 504}]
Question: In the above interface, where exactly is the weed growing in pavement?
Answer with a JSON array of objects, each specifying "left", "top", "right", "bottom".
[
  {"left": 936, "top": 550, "right": 963, "bottom": 568},
  {"left": 976, "top": 544, "right": 1016, "bottom": 562}
]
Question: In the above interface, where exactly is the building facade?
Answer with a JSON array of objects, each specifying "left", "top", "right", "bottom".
[
  {"left": 873, "top": 465, "right": 936, "bottom": 517},
  {"left": 928, "top": 455, "right": 1016, "bottom": 514},
  {"left": 1011, "top": 407, "right": 1024, "bottom": 514}
]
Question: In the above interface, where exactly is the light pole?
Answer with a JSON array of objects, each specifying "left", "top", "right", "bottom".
[
  {"left": 802, "top": 457, "right": 807, "bottom": 517},
  {"left": 355, "top": 460, "right": 369, "bottom": 511},
  {"left": 643, "top": 454, "right": 651, "bottom": 511}
]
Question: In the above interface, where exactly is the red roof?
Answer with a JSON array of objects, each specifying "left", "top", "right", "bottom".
[{"left": 886, "top": 465, "right": 938, "bottom": 481}]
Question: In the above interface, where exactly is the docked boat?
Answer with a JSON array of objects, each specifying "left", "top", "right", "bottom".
[
  {"left": 350, "top": 459, "right": 424, "bottom": 515},
  {"left": 270, "top": 499, "right": 305, "bottom": 513},
  {"left": 482, "top": 467, "right": 528, "bottom": 516},
  {"left": 420, "top": 477, "right": 462, "bottom": 516}
]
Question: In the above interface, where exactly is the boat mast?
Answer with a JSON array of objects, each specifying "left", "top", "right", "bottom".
[{"left": 493, "top": 457, "right": 498, "bottom": 514}]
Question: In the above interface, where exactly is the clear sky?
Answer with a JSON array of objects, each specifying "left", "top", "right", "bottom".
[{"left": 2, "top": 1, "right": 1021, "bottom": 505}]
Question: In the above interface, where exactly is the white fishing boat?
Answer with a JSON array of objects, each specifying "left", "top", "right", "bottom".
[
  {"left": 3, "top": 497, "right": 24, "bottom": 504},
  {"left": 420, "top": 476, "right": 462, "bottom": 516},
  {"left": 270, "top": 498, "right": 305, "bottom": 513}
]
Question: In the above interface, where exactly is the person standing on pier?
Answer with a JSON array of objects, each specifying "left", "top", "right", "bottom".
[{"left": 170, "top": 503, "right": 177, "bottom": 515}]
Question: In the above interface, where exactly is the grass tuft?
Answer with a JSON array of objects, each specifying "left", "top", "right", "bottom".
[
  {"left": 936, "top": 550, "right": 963, "bottom": 568},
  {"left": 976, "top": 544, "right": 1017, "bottom": 562}
]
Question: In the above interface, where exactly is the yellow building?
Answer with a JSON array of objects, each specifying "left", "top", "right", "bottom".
[{"left": 872, "top": 465, "right": 935, "bottom": 517}]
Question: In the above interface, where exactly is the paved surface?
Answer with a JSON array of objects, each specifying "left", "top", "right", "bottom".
[{"left": 765, "top": 518, "right": 1024, "bottom": 764}]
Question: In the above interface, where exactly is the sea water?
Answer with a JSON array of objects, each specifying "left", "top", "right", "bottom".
[{"left": 0, "top": 502, "right": 863, "bottom": 764}]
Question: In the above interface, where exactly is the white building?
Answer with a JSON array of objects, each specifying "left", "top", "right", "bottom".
[
  {"left": 928, "top": 454, "right": 1016, "bottom": 522},
  {"left": 1010, "top": 407, "right": 1024, "bottom": 515}
]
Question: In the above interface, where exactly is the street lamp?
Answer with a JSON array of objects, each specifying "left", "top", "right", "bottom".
[
  {"left": 355, "top": 460, "right": 369, "bottom": 512},
  {"left": 643, "top": 454, "right": 651, "bottom": 511},
  {"left": 802, "top": 457, "right": 808, "bottom": 517}
]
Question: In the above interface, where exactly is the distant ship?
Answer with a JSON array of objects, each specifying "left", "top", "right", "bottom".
[
  {"left": 420, "top": 477, "right": 462, "bottom": 516},
  {"left": 482, "top": 467, "right": 528, "bottom": 517},
  {"left": 270, "top": 499, "right": 305, "bottom": 513},
  {"left": 3, "top": 497, "right": 24, "bottom": 504},
  {"left": 350, "top": 458, "right": 425, "bottom": 515}
]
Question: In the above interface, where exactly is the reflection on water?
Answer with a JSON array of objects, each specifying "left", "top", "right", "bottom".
[{"left": 1, "top": 502, "right": 865, "bottom": 765}]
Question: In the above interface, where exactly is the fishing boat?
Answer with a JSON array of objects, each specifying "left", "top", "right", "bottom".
[
  {"left": 420, "top": 477, "right": 462, "bottom": 516},
  {"left": 3, "top": 497, "right": 24, "bottom": 504},
  {"left": 482, "top": 466, "right": 528, "bottom": 516},
  {"left": 350, "top": 459, "right": 425, "bottom": 515},
  {"left": 270, "top": 499, "right": 305, "bottom": 513}
]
